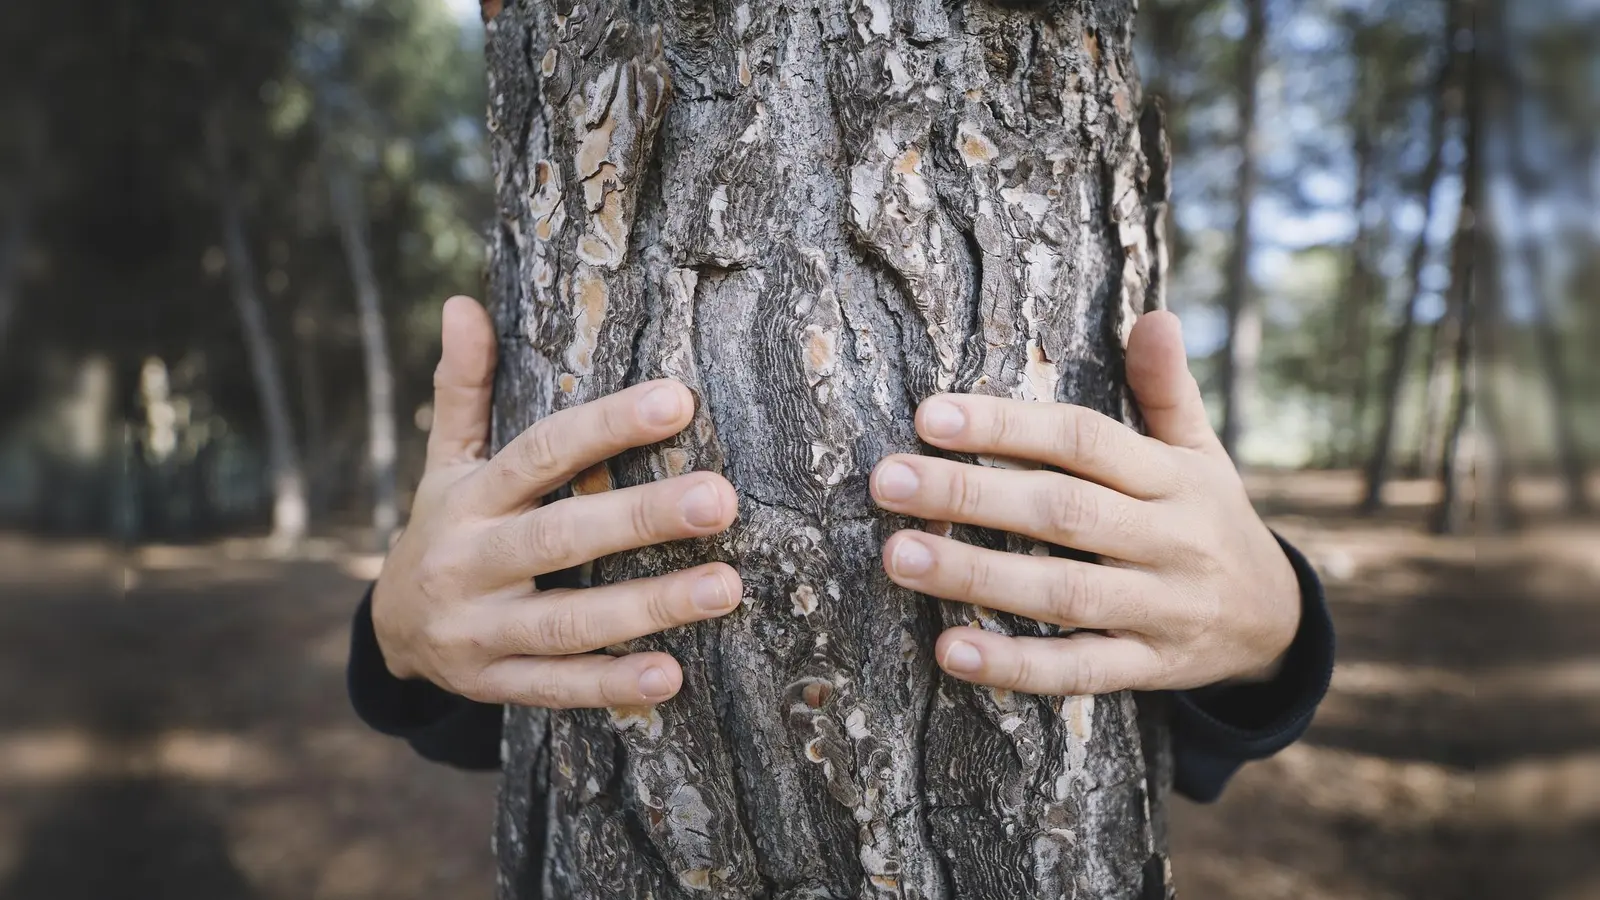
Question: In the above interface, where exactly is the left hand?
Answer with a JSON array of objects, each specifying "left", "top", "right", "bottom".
[{"left": 870, "top": 310, "right": 1301, "bottom": 696}]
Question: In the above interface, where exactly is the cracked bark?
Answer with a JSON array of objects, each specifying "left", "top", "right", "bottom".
[{"left": 484, "top": 2, "right": 1170, "bottom": 897}]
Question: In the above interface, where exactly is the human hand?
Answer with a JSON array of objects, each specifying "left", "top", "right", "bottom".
[
  {"left": 870, "top": 311, "right": 1301, "bottom": 696},
  {"left": 371, "top": 296, "right": 742, "bottom": 708}
]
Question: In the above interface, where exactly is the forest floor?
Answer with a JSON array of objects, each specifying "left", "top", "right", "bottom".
[{"left": 0, "top": 470, "right": 1594, "bottom": 900}]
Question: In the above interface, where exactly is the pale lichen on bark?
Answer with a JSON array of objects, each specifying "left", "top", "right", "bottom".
[{"left": 486, "top": 1, "right": 1172, "bottom": 898}]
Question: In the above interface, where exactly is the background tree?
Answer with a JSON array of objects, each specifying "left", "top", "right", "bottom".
[{"left": 484, "top": 0, "right": 1172, "bottom": 895}]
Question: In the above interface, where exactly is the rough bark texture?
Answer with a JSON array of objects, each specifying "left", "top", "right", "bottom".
[
  {"left": 1217, "top": 0, "right": 1264, "bottom": 462},
  {"left": 208, "top": 117, "right": 310, "bottom": 547},
  {"left": 483, "top": 1, "right": 1171, "bottom": 897},
  {"left": 326, "top": 156, "right": 402, "bottom": 546}
]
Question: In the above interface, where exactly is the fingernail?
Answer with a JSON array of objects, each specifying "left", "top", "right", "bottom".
[
  {"left": 692, "top": 574, "right": 731, "bottom": 612},
  {"left": 920, "top": 398, "right": 966, "bottom": 439},
  {"left": 680, "top": 483, "right": 724, "bottom": 528},
  {"left": 874, "top": 461, "right": 920, "bottom": 502},
  {"left": 639, "top": 384, "right": 685, "bottom": 426},
  {"left": 892, "top": 538, "right": 934, "bottom": 577},
  {"left": 639, "top": 667, "right": 674, "bottom": 699},
  {"left": 942, "top": 640, "right": 982, "bottom": 674}
]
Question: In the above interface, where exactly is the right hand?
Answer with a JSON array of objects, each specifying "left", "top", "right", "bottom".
[{"left": 371, "top": 296, "right": 743, "bottom": 708}]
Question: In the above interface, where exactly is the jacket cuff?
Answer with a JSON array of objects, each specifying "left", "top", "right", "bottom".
[
  {"left": 1171, "top": 533, "right": 1335, "bottom": 802},
  {"left": 347, "top": 585, "right": 503, "bottom": 770}
]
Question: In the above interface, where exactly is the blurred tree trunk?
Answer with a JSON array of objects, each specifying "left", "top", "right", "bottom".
[
  {"left": 1433, "top": 1, "right": 1484, "bottom": 537},
  {"left": 325, "top": 156, "right": 401, "bottom": 547},
  {"left": 484, "top": 1, "right": 1173, "bottom": 897},
  {"left": 1414, "top": 276, "right": 1462, "bottom": 479},
  {"left": 207, "top": 116, "right": 309, "bottom": 549},
  {"left": 0, "top": 106, "right": 43, "bottom": 351},
  {"left": 1360, "top": 6, "right": 1460, "bottom": 513},
  {"left": 1502, "top": 47, "right": 1590, "bottom": 514},
  {"left": 1335, "top": 38, "right": 1378, "bottom": 469},
  {"left": 293, "top": 293, "right": 332, "bottom": 520},
  {"left": 1523, "top": 241, "right": 1589, "bottom": 513},
  {"left": 1218, "top": 0, "right": 1266, "bottom": 461},
  {"left": 0, "top": 176, "right": 29, "bottom": 351}
]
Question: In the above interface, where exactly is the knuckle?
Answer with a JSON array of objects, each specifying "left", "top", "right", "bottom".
[
  {"left": 516, "top": 424, "right": 563, "bottom": 482},
  {"left": 454, "top": 667, "right": 503, "bottom": 704},
  {"left": 524, "top": 511, "right": 574, "bottom": 566},
  {"left": 532, "top": 602, "right": 595, "bottom": 653},
  {"left": 992, "top": 404, "right": 1029, "bottom": 449},
  {"left": 1046, "top": 567, "right": 1098, "bottom": 627},
  {"left": 630, "top": 493, "right": 663, "bottom": 545},
  {"left": 949, "top": 468, "right": 985, "bottom": 519},
  {"left": 1063, "top": 410, "right": 1109, "bottom": 466},
  {"left": 1063, "top": 652, "right": 1108, "bottom": 695},
  {"left": 1040, "top": 485, "right": 1099, "bottom": 539},
  {"left": 959, "top": 552, "right": 990, "bottom": 601}
]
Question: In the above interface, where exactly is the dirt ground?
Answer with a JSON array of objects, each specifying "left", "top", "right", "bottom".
[{"left": 0, "top": 471, "right": 1594, "bottom": 900}]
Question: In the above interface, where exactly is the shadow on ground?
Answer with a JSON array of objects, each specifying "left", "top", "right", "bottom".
[
  {"left": 0, "top": 472, "right": 1594, "bottom": 899},
  {"left": 1171, "top": 471, "right": 1600, "bottom": 900}
]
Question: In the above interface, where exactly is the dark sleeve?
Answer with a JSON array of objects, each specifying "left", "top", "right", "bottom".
[
  {"left": 347, "top": 586, "right": 504, "bottom": 771},
  {"left": 1169, "top": 534, "right": 1336, "bottom": 803}
]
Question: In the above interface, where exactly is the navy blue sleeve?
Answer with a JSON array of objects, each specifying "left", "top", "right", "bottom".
[
  {"left": 1168, "top": 534, "right": 1335, "bottom": 802},
  {"left": 347, "top": 587, "right": 503, "bottom": 771}
]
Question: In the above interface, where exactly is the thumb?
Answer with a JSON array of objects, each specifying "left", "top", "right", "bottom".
[
  {"left": 1126, "top": 311, "right": 1222, "bottom": 454},
  {"left": 425, "top": 295, "right": 498, "bottom": 468}
]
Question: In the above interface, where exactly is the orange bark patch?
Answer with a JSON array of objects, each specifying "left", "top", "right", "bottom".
[
  {"left": 802, "top": 681, "right": 833, "bottom": 709},
  {"left": 892, "top": 146, "right": 922, "bottom": 176},
  {"left": 480, "top": 0, "right": 502, "bottom": 22},
  {"left": 572, "top": 463, "right": 613, "bottom": 496},
  {"left": 1085, "top": 30, "right": 1101, "bottom": 65},
  {"left": 806, "top": 328, "right": 836, "bottom": 372}
]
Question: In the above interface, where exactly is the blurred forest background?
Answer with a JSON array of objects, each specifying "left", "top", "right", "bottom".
[{"left": 0, "top": 1, "right": 1596, "bottom": 899}]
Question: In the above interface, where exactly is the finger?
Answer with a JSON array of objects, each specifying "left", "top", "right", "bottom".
[
  {"left": 913, "top": 394, "right": 1179, "bottom": 499},
  {"left": 489, "top": 563, "right": 742, "bottom": 656},
  {"left": 1126, "top": 310, "right": 1224, "bottom": 456},
  {"left": 426, "top": 296, "right": 499, "bottom": 469},
  {"left": 476, "top": 651, "right": 686, "bottom": 708},
  {"left": 934, "top": 629, "right": 1163, "bottom": 696},
  {"left": 872, "top": 455, "right": 1162, "bottom": 561},
  {"left": 460, "top": 379, "right": 696, "bottom": 516},
  {"left": 475, "top": 472, "right": 737, "bottom": 582},
  {"left": 881, "top": 532, "right": 1160, "bottom": 633}
]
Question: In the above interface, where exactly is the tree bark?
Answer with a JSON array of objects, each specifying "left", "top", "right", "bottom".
[
  {"left": 207, "top": 115, "right": 309, "bottom": 549},
  {"left": 326, "top": 155, "right": 402, "bottom": 547},
  {"left": 1359, "top": 5, "right": 1460, "bottom": 513},
  {"left": 1217, "top": 0, "right": 1265, "bottom": 462},
  {"left": 483, "top": 1, "right": 1172, "bottom": 897}
]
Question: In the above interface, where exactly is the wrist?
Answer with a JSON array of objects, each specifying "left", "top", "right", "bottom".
[{"left": 370, "top": 578, "right": 422, "bottom": 681}]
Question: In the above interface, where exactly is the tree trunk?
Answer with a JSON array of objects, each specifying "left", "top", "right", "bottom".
[
  {"left": 1524, "top": 241, "right": 1588, "bottom": 513},
  {"left": 1359, "top": 5, "right": 1460, "bottom": 513},
  {"left": 483, "top": 1, "right": 1172, "bottom": 897},
  {"left": 0, "top": 178, "right": 28, "bottom": 351},
  {"left": 1335, "top": 64, "right": 1376, "bottom": 469},
  {"left": 0, "top": 107, "right": 43, "bottom": 351},
  {"left": 1217, "top": 0, "right": 1265, "bottom": 461},
  {"left": 207, "top": 115, "right": 309, "bottom": 549},
  {"left": 293, "top": 293, "right": 333, "bottom": 520},
  {"left": 326, "top": 155, "right": 401, "bottom": 547},
  {"left": 1432, "top": 1, "right": 1482, "bottom": 537},
  {"left": 1414, "top": 284, "right": 1461, "bottom": 479}
]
